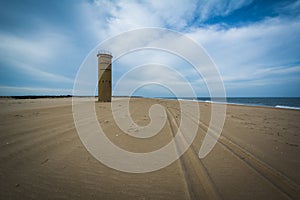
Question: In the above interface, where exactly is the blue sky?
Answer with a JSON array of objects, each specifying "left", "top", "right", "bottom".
[{"left": 0, "top": 0, "right": 300, "bottom": 97}]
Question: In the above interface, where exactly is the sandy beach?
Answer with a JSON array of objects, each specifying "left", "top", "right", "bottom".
[{"left": 0, "top": 97, "right": 299, "bottom": 199}]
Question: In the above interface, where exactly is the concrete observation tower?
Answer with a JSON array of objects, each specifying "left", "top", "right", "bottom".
[{"left": 97, "top": 50, "right": 112, "bottom": 102}]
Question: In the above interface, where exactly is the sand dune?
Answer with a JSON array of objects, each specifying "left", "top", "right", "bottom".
[{"left": 0, "top": 98, "right": 299, "bottom": 199}]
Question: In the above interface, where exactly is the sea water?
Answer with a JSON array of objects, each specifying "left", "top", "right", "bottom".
[{"left": 165, "top": 97, "right": 300, "bottom": 110}]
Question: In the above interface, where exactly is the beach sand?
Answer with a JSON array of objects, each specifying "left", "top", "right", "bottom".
[{"left": 0, "top": 97, "right": 299, "bottom": 199}]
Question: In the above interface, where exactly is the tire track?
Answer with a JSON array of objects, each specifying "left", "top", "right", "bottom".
[
  {"left": 166, "top": 107, "right": 222, "bottom": 200},
  {"left": 177, "top": 105, "right": 300, "bottom": 199}
]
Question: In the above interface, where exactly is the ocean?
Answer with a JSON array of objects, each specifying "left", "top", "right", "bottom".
[{"left": 164, "top": 97, "right": 300, "bottom": 110}]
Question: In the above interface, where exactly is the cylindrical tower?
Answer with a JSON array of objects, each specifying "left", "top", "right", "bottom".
[{"left": 97, "top": 51, "right": 112, "bottom": 102}]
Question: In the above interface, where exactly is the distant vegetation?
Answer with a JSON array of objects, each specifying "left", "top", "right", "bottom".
[
  {"left": 0, "top": 95, "right": 144, "bottom": 99},
  {"left": 0, "top": 95, "right": 73, "bottom": 99}
]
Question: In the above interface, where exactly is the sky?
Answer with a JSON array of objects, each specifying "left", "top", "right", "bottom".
[{"left": 0, "top": 0, "right": 300, "bottom": 97}]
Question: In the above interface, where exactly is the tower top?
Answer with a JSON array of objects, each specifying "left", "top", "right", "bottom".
[{"left": 97, "top": 50, "right": 112, "bottom": 57}]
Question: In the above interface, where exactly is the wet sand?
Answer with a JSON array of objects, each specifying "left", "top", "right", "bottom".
[{"left": 0, "top": 97, "right": 299, "bottom": 199}]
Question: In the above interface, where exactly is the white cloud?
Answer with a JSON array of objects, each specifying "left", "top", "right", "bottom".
[
  {"left": 147, "top": 0, "right": 197, "bottom": 29},
  {"left": 113, "top": 64, "right": 197, "bottom": 97},
  {"left": 81, "top": 0, "right": 254, "bottom": 39},
  {"left": 0, "top": 30, "right": 75, "bottom": 86},
  {"left": 254, "top": 65, "right": 300, "bottom": 76},
  {"left": 197, "top": 0, "right": 254, "bottom": 22},
  {"left": 8, "top": 59, "right": 74, "bottom": 84},
  {"left": 186, "top": 17, "right": 300, "bottom": 86},
  {"left": 277, "top": 0, "right": 300, "bottom": 15},
  {"left": 79, "top": 0, "right": 161, "bottom": 41},
  {"left": 0, "top": 31, "right": 66, "bottom": 66},
  {"left": 80, "top": 0, "right": 197, "bottom": 41}
]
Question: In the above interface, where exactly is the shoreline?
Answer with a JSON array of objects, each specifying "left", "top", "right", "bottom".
[
  {"left": 139, "top": 97, "right": 300, "bottom": 111},
  {"left": 1, "top": 96, "right": 300, "bottom": 111}
]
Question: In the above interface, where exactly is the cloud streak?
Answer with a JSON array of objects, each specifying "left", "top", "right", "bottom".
[{"left": 197, "top": 0, "right": 254, "bottom": 22}]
